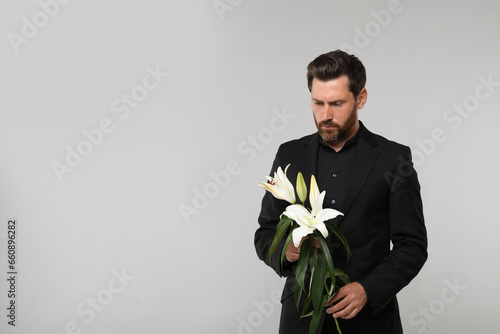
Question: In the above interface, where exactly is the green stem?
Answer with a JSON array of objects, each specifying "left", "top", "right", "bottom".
[{"left": 334, "top": 317, "right": 342, "bottom": 334}]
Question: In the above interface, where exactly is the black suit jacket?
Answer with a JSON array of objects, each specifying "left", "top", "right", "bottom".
[{"left": 255, "top": 122, "right": 428, "bottom": 334}]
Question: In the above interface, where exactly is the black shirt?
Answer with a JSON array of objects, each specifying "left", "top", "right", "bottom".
[{"left": 316, "top": 129, "right": 360, "bottom": 212}]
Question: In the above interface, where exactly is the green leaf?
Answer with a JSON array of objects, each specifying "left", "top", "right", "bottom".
[
  {"left": 296, "top": 172, "right": 307, "bottom": 204},
  {"left": 325, "top": 219, "right": 351, "bottom": 259},
  {"left": 294, "top": 238, "right": 313, "bottom": 308},
  {"left": 326, "top": 290, "right": 337, "bottom": 306},
  {"left": 299, "top": 294, "right": 312, "bottom": 319},
  {"left": 268, "top": 216, "right": 292, "bottom": 263},
  {"left": 315, "top": 231, "right": 336, "bottom": 291},
  {"left": 324, "top": 275, "right": 335, "bottom": 297},
  {"left": 308, "top": 294, "right": 328, "bottom": 334},
  {"left": 335, "top": 268, "right": 351, "bottom": 285},
  {"left": 311, "top": 254, "right": 326, "bottom": 311},
  {"left": 300, "top": 310, "right": 313, "bottom": 319},
  {"left": 280, "top": 230, "right": 294, "bottom": 271}
]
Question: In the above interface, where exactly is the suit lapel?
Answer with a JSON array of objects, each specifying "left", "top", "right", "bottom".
[
  {"left": 303, "top": 133, "right": 320, "bottom": 177},
  {"left": 292, "top": 133, "right": 320, "bottom": 180},
  {"left": 337, "top": 123, "right": 380, "bottom": 227}
]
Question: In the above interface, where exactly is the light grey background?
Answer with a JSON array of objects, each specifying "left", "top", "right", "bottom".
[{"left": 1, "top": 0, "right": 499, "bottom": 333}]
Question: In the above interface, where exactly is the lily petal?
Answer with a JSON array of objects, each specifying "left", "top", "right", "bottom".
[
  {"left": 278, "top": 165, "right": 296, "bottom": 202},
  {"left": 264, "top": 175, "right": 273, "bottom": 183},
  {"left": 292, "top": 225, "right": 314, "bottom": 247},
  {"left": 283, "top": 205, "right": 311, "bottom": 228},
  {"left": 311, "top": 191, "right": 326, "bottom": 217},
  {"left": 258, "top": 165, "right": 296, "bottom": 204},
  {"left": 315, "top": 221, "right": 329, "bottom": 239},
  {"left": 315, "top": 208, "right": 344, "bottom": 223},
  {"left": 258, "top": 182, "right": 293, "bottom": 203}
]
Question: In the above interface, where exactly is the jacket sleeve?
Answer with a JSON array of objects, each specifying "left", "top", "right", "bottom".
[{"left": 357, "top": 146, "right": 428, "bottom": 314}]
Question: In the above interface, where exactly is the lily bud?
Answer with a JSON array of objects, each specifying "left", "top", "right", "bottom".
[
  {"left": 309, "top": 175, "right": 320, "bottom": 207},
  {"left": 296, "top": 172, "right": 307, "bottom": 204}
]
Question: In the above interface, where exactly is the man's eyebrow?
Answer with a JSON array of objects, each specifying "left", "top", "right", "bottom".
[{"left": 311, "top": 98, "right": 346, "bottom": 103}]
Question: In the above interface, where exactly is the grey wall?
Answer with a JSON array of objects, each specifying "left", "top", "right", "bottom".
[{"left": 1, "top": 0, "right": 499, "bottom": 333}]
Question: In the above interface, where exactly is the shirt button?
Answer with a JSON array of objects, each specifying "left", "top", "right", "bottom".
[
  {"left": 331, "top": 200, "right": 336, "bottom": 204},
  {"left": 332, "top": 174, "right": 337, "bottom": 177}
]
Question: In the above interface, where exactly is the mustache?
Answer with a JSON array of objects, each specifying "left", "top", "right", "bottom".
[{"left": 319, "top": 120, "right": 339, "bottom": 127}]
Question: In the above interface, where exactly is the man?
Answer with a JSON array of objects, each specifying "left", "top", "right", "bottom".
[{"left": 255, "top": 50, "right": 427, "bottom": 334}]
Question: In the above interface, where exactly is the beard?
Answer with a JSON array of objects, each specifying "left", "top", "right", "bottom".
[{"left": 315, "top": 104, "right": 358, "bottom": 144}]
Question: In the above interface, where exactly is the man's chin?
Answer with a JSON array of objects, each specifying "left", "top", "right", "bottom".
[{"left": 320, "top": 134, "right": 340, "bottom": 144}]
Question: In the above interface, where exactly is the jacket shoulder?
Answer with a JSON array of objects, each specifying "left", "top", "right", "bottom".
[
  {"left": 278, "top": 133, "right": 318, "bottom": 151},
  {"left": 359, "top": 124, "right": 413, "bottom": 165},
  {"left": 367, "top": 128, "right": 410, "bottom": 156},
  {"left": 373, "top": 133, "right": 408, "bottom": 150}
]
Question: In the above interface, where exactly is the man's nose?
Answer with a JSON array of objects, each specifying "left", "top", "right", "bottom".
[{"left": 321, "top": 105, "right": 334, "bottom": 120}]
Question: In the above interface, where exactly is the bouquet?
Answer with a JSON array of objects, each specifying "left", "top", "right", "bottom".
[{"left": 259, "top": 164, "right": 351, "bottom": 334}]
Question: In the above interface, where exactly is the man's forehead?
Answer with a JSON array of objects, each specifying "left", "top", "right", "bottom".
[
  {"left": 311, "top": 76, "right": 352, "bottom": 99},
  {"left": 311, "top": 75, "right": 349, "bottom": 87}
]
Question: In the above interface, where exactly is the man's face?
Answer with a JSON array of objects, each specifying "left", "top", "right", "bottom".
[{"left": 311, "top": 75, "right": 367, "bottom": 148}]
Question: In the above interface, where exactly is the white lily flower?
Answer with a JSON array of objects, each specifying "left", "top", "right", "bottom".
[
  {"left": 258, "top": 164, "right": 296, "bottom": 204},
  {"left": 283, "top": 191, "right": 343, "bottom": 247}
]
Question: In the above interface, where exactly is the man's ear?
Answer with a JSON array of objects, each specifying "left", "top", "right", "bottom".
[{"left": 356, "top": 88, "right": 368, "bottom": 109}]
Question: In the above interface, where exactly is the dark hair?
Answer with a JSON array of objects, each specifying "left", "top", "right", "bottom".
[{"left": 306, "top": 50, "right": 366, "bottom": 98}]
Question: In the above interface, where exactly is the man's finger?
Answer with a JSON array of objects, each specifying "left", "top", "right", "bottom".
[{"left": 326, "top": 289, "right": 346, "bottom": 306}]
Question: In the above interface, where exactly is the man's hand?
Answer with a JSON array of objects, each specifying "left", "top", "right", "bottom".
[
  {"left": 285, "top": 236, "right": 319, "bottom": 262},
  {"left": 325, "top": 282, "right": 367, "bottom": 319}
]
